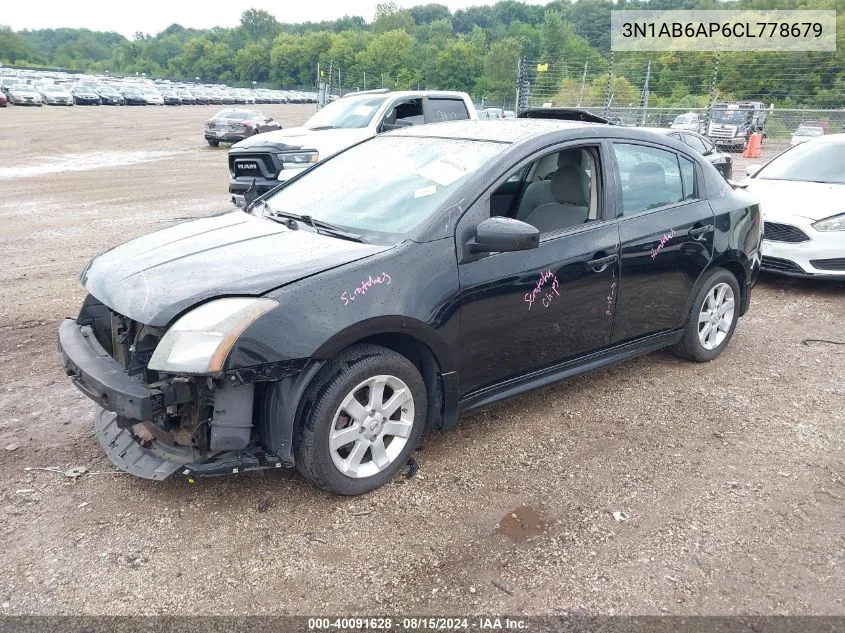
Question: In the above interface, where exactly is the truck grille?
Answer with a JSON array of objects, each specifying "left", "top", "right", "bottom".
[
  {"left": 229, "top": 153, "right": 277, "bottom": 179},
  {"left": 763, "top": 222, "right": 810, "bottom": 243}
]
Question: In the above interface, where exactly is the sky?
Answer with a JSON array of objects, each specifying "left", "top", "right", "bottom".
[{"left": 5, "top": 0, "right": 549, "bottom": 38}]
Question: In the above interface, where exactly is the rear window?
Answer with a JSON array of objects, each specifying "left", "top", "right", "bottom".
[
  {"left": 428, "top": 98, "right": 469, "bottom": 122},
  {"left": 215, "top": 110, "right": 255, "bottom": 120}
]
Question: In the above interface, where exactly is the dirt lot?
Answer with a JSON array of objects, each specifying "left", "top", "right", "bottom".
[{"left": 0, "top": 104, "right": 843, "bottom": 617}]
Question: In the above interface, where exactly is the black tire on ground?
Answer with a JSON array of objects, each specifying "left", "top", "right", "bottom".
[
  {"left": 294, "top": 344, "right": 427, "bottom": 495},
  {"left": 207, "top": 139, "right": 219, "bottom": 147},
  {"left": 671, "top": 267, "right": 741, "bottom": 363}
]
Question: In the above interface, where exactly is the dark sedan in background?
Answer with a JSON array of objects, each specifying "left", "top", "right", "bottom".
[
  {"left": 97, "top": 85, "right": 125, "bottom": 105},
  {"left": 121, "top": 87, "right": 147, "bottom": 105},
  {"left": 204, "top": 109, "right": 282, "bottom": 147},
  {"left": 650, "top": 128, "right": 733, "bottom": 180},
  {"left": 72, "top": 85, "right": 101, "bottom": 105}
]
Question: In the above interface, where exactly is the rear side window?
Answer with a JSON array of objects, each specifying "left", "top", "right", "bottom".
[
  {"left": 680, "top": 156, "right": 696, "bottom": 200},
  {"left": 613, "top": 143, "right": 684, "bottom": 216},
  {"left": 428, "top": 98, "right": 469, "bottom": 122}
]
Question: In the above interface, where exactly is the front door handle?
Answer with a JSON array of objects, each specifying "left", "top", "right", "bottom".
[
  {"left": 586, "top": 253, "right": 618, "bottom": 273},
  {"left": 689, "top": 224, "right": 714, "bottom": 241}
]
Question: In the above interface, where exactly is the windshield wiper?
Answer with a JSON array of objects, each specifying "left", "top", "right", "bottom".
[
  {"left": 261, "top": 206, "right": 363, "bottom": 242},
  {"left": 308, "top": 125, "right": 337, "bottom": 131}
]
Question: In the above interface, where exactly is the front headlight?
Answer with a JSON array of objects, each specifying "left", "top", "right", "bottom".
[
  {"left": 148, "top": 297, "right": 278, "bottom": 374},
  {"left": 813, "top": 213, "right": 845, "bottom": 232},
  {"left": 280, "top": 151, "right": 318, "bottom": 167}
]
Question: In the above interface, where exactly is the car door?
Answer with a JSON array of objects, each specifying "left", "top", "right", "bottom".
[
  {"left": 456, "top": 141, "right": 620, "bottom": 394},
  {"left": 609, "top": 141, "right": 715, "bottom": 344}
]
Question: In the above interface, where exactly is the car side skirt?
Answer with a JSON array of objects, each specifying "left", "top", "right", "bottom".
[{"left": 458, "top": 329, "right": 684, "bottom": 414}]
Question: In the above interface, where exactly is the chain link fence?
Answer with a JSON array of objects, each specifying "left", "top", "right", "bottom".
[{"left": 516, "top": 53, "right": 845, "bottom": 141}]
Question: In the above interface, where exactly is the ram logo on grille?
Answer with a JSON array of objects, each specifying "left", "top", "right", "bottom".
[{"left": 237, "top": 162, "right": 260, "bottom": 171}]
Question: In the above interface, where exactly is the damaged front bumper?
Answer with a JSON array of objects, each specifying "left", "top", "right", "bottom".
[{"left": 59, "top": 317, "right": 292, "bottom": 480}]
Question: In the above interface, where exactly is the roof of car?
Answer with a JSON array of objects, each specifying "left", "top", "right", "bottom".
[
  {"left": 341, "top": 89, "right": 469, "bottom": 100},
  {"left": 390, "top": 118, "right": 603, "bottom": 143}
]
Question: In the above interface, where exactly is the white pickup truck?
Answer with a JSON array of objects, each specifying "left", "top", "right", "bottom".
[{"left": 227, "top": 89, "right": 477, "bottom": 207}]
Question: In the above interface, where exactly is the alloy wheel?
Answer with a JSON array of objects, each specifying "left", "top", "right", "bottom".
[
  {"left": 328, "top": 375, "right": 415, "bottom": 479},
  {"left": 698, "top": 282, "right": 735, "bottom": 351}
]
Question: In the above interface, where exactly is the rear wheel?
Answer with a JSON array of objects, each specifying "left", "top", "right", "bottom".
[
  {"left": 671, "top": 268, "right": 740, "bottom": 362},
  {"left": 295, "top": 344, "right": 427, "bottom": 495}
]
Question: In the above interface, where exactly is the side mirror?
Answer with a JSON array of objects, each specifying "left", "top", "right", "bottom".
[
  {"left": 745, "top": 164, "right": 762, "bottom": 178},
  {"left": 381, "top": 119, "right": 412, "bottom": 132},
  {"left": 468, "top": 217, "right": 540, "bottom": 254}
]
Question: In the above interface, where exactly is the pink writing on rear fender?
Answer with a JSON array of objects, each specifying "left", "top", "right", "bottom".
[
  {"left": 341, "top": 272, "right": 392, "bottom": 306},
  {"left": 650, "top": 228, "right": 676, "bottom": 260},
  {"left": 525, "top": 269, "right": 560, "bottom": 310}
]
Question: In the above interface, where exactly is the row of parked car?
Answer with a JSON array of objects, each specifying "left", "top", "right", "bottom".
[{"left": 0, "top": 68, "right": 318, "bottom": 108}]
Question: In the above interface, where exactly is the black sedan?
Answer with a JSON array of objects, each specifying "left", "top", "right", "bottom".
[
  {"left": 96, "top": 86, "right": 125, "bottom": 105},
  {"left": 649, "top": 128, "right": 733, "bottom": 180},
  {"left": 121, "top": 87, "right": 147, "bottom": 105},
  {"left": 72, "top": 86, "right": 101, "bottom": 105},
  {"left": 204, "top": 109, "right": 282, "bottom": 147},
  {"left": 58, "top": 120, "right": 761, "bottom": 494}
]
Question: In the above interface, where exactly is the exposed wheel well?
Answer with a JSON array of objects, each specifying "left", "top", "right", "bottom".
[
  {"left": 356, "top": 333, "right": 446, "bottom": 429},
  {"left": 718, "top": 260, "right": 748, "bottom": 315}
]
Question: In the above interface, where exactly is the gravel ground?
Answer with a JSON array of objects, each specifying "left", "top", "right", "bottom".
[{"left": 0, "top": 105, "right": 842, "bottom": 616}]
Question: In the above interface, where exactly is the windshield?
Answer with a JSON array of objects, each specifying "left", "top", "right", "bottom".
[
  {"left": 712, "top": 109, "right": 748, "bottom": 125},
  {"left": 304, "top": 95, "right": 386, "bottom": 130},
  {"left": 673, "top": 114, "right": 697, "bottom": 124},
  {"left": 262, "top": 136, "right": 506, "bottom": 238},
  {"left": 756, "top": 140, "right": 845, "bottom": 184},
  {"left": 795, "top": 126, "right": 824, "bottom": 136},
  {"left": 12, "top": 85, "right": 32, "bottom": 91}
]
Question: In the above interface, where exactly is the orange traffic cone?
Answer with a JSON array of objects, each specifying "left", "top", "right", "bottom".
[{"left": 743, "top": 132, "right": 762, "bottom": 158}]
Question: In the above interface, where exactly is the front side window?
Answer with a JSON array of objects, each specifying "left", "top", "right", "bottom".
[
  {"left": 262, "top": 136, "right": 506, "bottom": 239},
  {"left": 493, "top": 146, "right": 602, "bottom": 235},
  {"left": 613, "top": 143, "right": 684, "bottom": 216}
]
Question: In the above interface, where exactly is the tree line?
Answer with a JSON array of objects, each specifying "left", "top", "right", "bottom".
[{"left": 1, "top": 0, "right": 843, "bottom": 108}]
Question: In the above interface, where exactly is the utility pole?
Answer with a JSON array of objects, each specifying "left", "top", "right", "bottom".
[
  {"left": 603, "top": 51, "right": 614, "bottom": 116},
  {"left": 639, "top": 60, "right": 651, "bottom": 126},
  {"left": 338, "top": 66, "right": 342, "bottom": 96},
  {"left": 363, "top": 70, "right": 366, "bottom": 91},
  {"left": 704, "top": 51, "right": 721, "bottom": 133},
  {"left": 577, "top": 61, "right": 588, "bottom": 107}
]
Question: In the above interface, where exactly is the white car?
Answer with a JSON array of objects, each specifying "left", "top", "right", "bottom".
[
  {"left": 6, "top": 84, "right": 42, "bottom": 106},
  {"left": 790, "top": 124, "right": 826, "bottom": 146},
  {"left": 143, "top": 90, "right": 165, "bottom": 105},
  {"left": 40, "top": 86, "right": 73, "bottom": 105},
  {"left": 670, "top": 112, "right": 704, "bottom": 134},
  {"left": 745, "top": 134, "right": 845, "bottom": 280}
]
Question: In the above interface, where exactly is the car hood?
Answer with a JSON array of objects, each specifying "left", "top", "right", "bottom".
[
  {"left": 745, "top": 178, "right": 845, "bottom": 221},
  {"left": 12, "top": 89, "right": 40, "bottom": 96},
  {"left": 232, "top": 126, "right": 374, "bottom": 159},
  {"left": 82, "top": 210, "right": 392, "bottom": 326}
]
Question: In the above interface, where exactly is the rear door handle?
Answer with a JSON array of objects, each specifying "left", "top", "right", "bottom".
[
  {"left": 689, "top": 224, "right": 714, "bottom": 241},
  {"left": 586, "top": 253, "right": 618, "bottom": 273}
]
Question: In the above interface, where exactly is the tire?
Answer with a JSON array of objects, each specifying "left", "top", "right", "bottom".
[
  {"left": 671, "top": 268, "right": 741, "bottom": 362},
  {"left": 207, "top": 139, "right": 219, "bottom": 147},
  {"left": 295, "top": 344, "right": 427, "bottom": 495}
]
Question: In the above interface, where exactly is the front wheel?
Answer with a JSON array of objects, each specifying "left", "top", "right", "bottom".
[
  {"left": 207, "top": 139, "right": 219, "bottom": 147},
  {"left": 295, "top": 344, "right": 427, "bottom": 495},
  {"left": 672, "top": 268, "right": 740, "bottom": 362}
]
